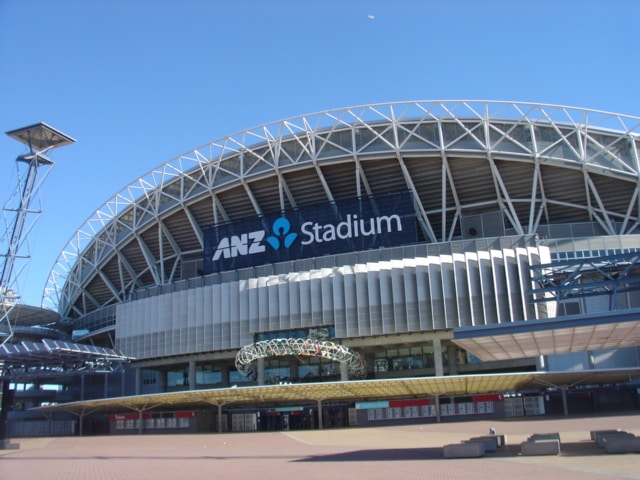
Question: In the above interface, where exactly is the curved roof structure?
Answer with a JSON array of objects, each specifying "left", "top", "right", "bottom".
[{"left": 44, "top": 101, "right": 640, "bottom": 319}]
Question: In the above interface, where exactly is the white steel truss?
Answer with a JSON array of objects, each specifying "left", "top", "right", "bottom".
[{"left": 43, "top": 101, "right": 640, "bottom": 317}]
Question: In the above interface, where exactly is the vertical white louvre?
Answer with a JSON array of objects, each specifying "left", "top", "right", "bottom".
[
  {"left": 278, "top": 274, "right": 291, "bottom": 330},
  {"left": 391, "top": 260, "right": 408, "bottom": 333},
  {"left": 415, "top": 257, "right": 433, "bottom": 330},
  {"left": 453, "top": 253, "right": 471, "bottom": 327},
  {"left": 342, "top": 266, "right": 358, "bottom": 337},
  {"left": 403, "top": 259, "right": 420, "bottom": 332},
  {"left": 367, "top": 263, "right": 383, "bottom": 334},
  {"left": 310, "top": 269, "right": 323, "bottom": 326},
  {"left": 355, "top": 264, "right": 370, "bottom": 336},
  {"left": 320, "top": 267, "right": 334, "bottom": 326}
]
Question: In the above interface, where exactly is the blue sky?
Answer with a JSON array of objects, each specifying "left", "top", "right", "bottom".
[{"left": 1, "top": 0, "right": 639, "bottom": 308}]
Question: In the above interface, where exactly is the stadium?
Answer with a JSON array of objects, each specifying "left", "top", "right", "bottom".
[{"left": 2, "top": 100, "right": 640, "bottom": 436}]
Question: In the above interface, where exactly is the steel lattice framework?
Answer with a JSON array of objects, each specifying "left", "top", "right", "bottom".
[
  {"left": 43, "top": 101, "right": 640, "bottom": 318},
  {"left": 235, "top": 338, "right": 366, "bottom": 380}
]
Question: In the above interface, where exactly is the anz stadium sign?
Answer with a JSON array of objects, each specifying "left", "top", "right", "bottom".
[{"left": 203, "top": 191, "right": 416, "bottom": 274}]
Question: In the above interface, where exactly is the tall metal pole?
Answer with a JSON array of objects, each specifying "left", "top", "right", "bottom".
[{"left": 0, "top": 123, "right": 75, "bottom": 345}]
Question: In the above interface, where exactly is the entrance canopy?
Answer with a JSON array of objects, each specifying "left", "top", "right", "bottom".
[
  {"left": 452, "top": 309, "right": 640, "bottom": 362},
  {"left": 34, "top": 368, "right": 640, "bottom": 416}
]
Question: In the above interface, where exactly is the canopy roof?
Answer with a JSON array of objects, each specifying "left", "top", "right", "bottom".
[
  {"left": 452, "top": 308, "right": 640, "bottom": 362},
  {"left": 34, "top": 368, "right": 640, "bottom": 415}
]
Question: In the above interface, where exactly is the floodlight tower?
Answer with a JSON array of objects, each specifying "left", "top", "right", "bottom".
[{"left": 0, "top": 123, "right": 75, "bottom": 345}]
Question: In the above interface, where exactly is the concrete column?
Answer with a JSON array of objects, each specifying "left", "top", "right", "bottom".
[
  {"left": 217, "top": 404, "right": 224, "bottom": 433},
  {"left": 340, "top": 361, "right": 349, "bottom": 381},
  {"left": 189, "top": 361, "right": 196, "bottom": 390},
  {"left": 434, "top": 395, "right": 441, "bottom": 423},
  {"left": 447, "top": 344, "right": 458, "bottom": 375},
  {"left": 433, "top": 337, "right": 444, "bottom": 377},
  {"left": 135, "top": 368, "right": 141, "bottom": 395},
  {"left": 561, "top": 386, "right": 569, "bottom": 416},
  {"left": 316, "top": 399, "right": 323, "bottom": 430},
  {"left": 257, "top": 357, "right": 265, "bottom": 386},
  {"left": 289, "top": 357, "right": 299, "bottom": 382},
  {"left": 80, "top": 374, "right": 86, "bottom": 401},
  {"left": 221, "top": 365, "right": 230, "bottom": 387}
]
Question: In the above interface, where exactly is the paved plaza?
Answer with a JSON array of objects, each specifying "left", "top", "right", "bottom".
[{"left": 1, "top": 413, "right": 639, "bottom": 480}]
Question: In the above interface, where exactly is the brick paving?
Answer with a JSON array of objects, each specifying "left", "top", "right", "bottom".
[{"left": 1, "top": 413, "right": 639, "bottom": 480}]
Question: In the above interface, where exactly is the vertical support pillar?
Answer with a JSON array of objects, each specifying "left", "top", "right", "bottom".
[
  {"left": 221, "top": 365, "right": 230, "bottom": 387},
  {"left": 561, "top": 386, "right": 569, "bottom": 417},
  {"left": 257, "top": 357, "right": 265, "bottom": 386},
  {"left": 138, "top": 410, "right": 144, "bottom": 435},
  {"left": 434, "top": 395, "right": 441, "bottom": 423},
  {"left": 80, "top": 374, "right": 86, "bottom": 401},
  {"left": 135, "top": 367, "right": 142, "bottom": 395},
  {"left": 217, "top": 404, "right": 224, "bottom": 433},
  {"left": 447, "top": 344, "right": 458, "bottom": 375},
  {"left": 433, "top": 337, "right": 444, "bottom": 377},
  {"left": 189, "top": 361, "right": 196, "bottom": 390},
  {"left": 340, "top": 361, "right": 349, "bottom": 381},
  {"left": 316, "top": 399, "right": 324, "bottom": 430},
  {"left": 289, "top": 357, "right": 299, "bottom": 382}
]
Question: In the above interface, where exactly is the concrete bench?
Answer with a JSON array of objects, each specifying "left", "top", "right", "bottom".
[
  {"left": 465, "top": 436, "right": 499, "bottom": 452},
  {"left": 520, "top": 439, "right": 561, "bottom": 456},
  {"left": 443, "top": 442, "right": 485, "bottom": 458},
  {"left": 604, "top": 436, "right": 640, "bottom": 454},
  {"left": 528, "top": 432, "right": 561, "bottom": 443},
  {"left": 597, "top": 432, "right": 634, "bottom": 448},
  {"left": 591, "top": 429, "right": 622, "bottom": 441}
]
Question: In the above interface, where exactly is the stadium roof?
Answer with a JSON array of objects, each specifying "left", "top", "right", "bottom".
[
  {"left": 33, "top": 368, "right": 640, "bottom": 415},
  {"left": 44, "top": 101, "right": 640, "bottom": 318}
]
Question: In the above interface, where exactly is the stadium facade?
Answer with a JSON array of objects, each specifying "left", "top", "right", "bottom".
[{"left": 5, "top": 101, "right": 640, "bottom": 435}]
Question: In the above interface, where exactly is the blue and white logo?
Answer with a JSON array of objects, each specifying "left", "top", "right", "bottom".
[{"left": 266, "top": 217, "right": 298, "bottom": 250}]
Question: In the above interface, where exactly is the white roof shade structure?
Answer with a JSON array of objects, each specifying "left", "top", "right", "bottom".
[{"left": 44, "top": 101, "right": 640, "bottom": 318}]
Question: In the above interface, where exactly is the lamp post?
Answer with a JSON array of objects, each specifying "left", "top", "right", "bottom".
[{"left": 0, "top": 123, "right": 75, "bottom": 346}]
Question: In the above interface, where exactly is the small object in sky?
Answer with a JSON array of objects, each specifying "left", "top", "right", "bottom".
[{"left": 368, "top": 14, "right": 375, "bottom": 19}]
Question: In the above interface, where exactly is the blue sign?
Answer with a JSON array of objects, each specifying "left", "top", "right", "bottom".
[{"left": 203, "top": 191, "right": 416, "bottom": 274}]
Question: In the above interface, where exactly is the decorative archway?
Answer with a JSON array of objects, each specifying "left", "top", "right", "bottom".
[{"left": 235, "top": 338, "right": 366, "bottom": 380}]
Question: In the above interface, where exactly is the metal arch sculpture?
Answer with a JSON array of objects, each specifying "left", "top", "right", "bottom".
[{"left": 235, "top": 338, "right": 366, "bottom": 380}]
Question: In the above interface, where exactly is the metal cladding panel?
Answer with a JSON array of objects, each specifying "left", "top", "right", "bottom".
[
  {"left": 320, "top": 267, "right": 334, "bottom": 326},
  {"left": 465, "top": 251, "right": 484, "bottom": 326},
  {"left": 491, "top": 250, "right": 509, "bottom": 323},
  {"left": 342, "top": 266, "right": 357, "bottom": 337},
  {"left": 391, "top": 260, "right": 408, "bottom": 333},
  {"left": 428, "top": 257, "right": 445, "bottom": 329},
  {"left": 332, "top": 267, "right": 346, "bottom": 337},
  {"left": 403, "top": 259, "right": 419, "bottom": 332},
  {"left": 184, "top": 287, "right": 195, "bottom": 354},
  {"left": 453, "top": 253, "right": 471, "bottom": 327},
  {"left": 278, "top": 275, "right": 291, "bottom": 330},
  {"left": 440, "top": 255, "right": 457, "bottom": 328},
  {"left": 220, "top": 282, "right": 232, "bottom": 349},
  {"left": 379, "top": 262, "right": 394, "bottom": 334},
  {"left": 367, "top": 263, "right": 383, "bottom": 335},
  {"left": 114, "top": 239, "right": 548, "bottom": 359},
  {"left": 310, "top": 269, "right": 323, "bottom": 326},
  {"left": 298, "top": 271, "right": 312, "bottom": 327},
  {"left": 288, "top": 274, "right": 301, "bottom": 327},
  {"left": 257, "top": 277, "right": 269, "bottom": 332},
  {"left": 354, "top": 264, "right": 370, "bottom": 336},
  {"left": 212, "top": 283, "right": 222, "bottom": 350},
  {"left": 478, "top": 250, "right": 497, "bottom": 325},
  {"left": 415, "top": 258, "right": 433, "bottom": 330},
  {"left": 203, "top": 284, "right": 214, "bottom": 349},
  {"left": 268, "top": 277, "right": 279, "bottom": 331}
]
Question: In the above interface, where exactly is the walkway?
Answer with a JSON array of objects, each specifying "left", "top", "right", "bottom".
[{"left": 1, "top": 413, "right": 639, "bottom": 479}]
